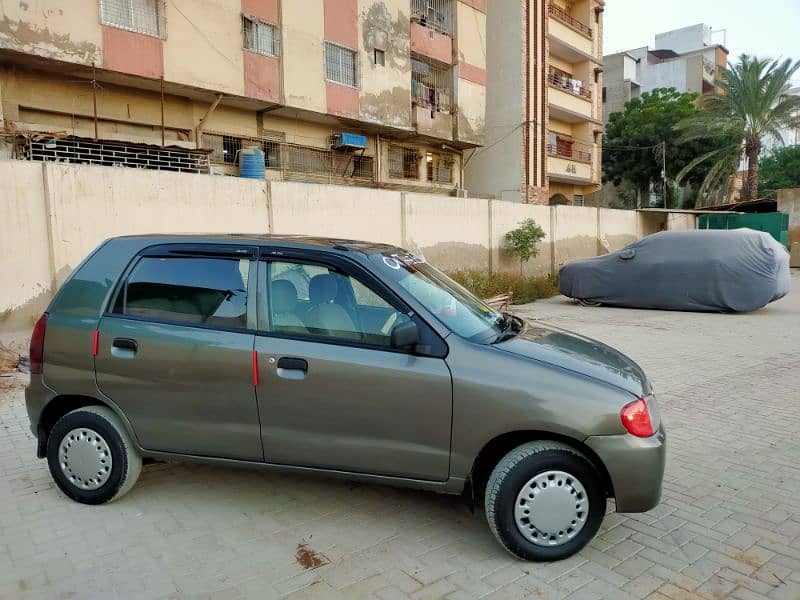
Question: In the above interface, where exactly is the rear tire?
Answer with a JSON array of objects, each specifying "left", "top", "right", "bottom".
[
  {"left": 47, "top": 406, "right": 142, "bottom": 504},
  {"left": 484, "top": 441, "right": 604, "bottom": 561}
]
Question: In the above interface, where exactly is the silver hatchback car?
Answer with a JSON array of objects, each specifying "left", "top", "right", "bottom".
[{"left": 26, "top": 235, "right": 665, "bottom": 561}]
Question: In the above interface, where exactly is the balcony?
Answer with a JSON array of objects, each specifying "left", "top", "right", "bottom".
[
  {"left": 548, "top": 67, "right": 594, "bottom": 122},
  {"left": 548, "top": 4, "right": 594, "bottom": 62},
  {"left": 548, "top": 68, "right": 591, "bottom": 100},
  {"left": 547, "top": 138, "right": 596, "bottom": 184},
  {"left": 549, "top": 4, "right": 592, "bottom": 37}
]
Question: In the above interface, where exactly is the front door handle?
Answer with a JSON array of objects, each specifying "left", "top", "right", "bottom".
[{"left": 277, "top": 357, "right": 308, "bottom": 372}]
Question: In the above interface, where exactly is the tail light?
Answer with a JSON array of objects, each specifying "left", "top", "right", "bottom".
[
  {"left": 29, "top": 313, "right": 48, "bottom": 375},
  {"left": 620, "top": 397, "right": 654, "bottom": 437}
]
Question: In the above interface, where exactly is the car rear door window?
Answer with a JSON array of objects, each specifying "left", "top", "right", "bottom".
[{"left": 113, "top": 256, "right": 250, "bottom": 329}]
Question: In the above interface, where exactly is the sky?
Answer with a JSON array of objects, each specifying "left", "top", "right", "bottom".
[{"left": 603, "top": 0, "right": 800, "bottom": 84}]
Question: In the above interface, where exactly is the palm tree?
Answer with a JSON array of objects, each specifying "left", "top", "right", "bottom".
[{"left": 676, "top": 55, "right": 800, "bottom": 204}]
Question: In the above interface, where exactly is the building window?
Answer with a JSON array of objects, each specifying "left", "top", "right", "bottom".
[
  {"left": 203, "top": 132, "right": 282, "bottom": 169},
  {"left": 100, "top": 0, "right": 165, "bottom": 38},
  {"left": 242, "top": 15, "right": 279, "bottom": 56},
  {"left": 389, "top": 145, "right": 419, "bottom": 180},
  {"left": 374, "top": 48, "right": 385, "bottom": 67},
  {"left": 411, "top": 55, "right": 453, "bottom": 112},
  {"left": 602, "top": 87, "right": 607, "bottom": 103},
  {"left": 426, "top": 152, "right": 454, "bottom": 184},
  {"left": 411, "top": 0, "right": 453, "bottom": 36},
  {"left": 325, "top": 42, "right": 358, "bottom": 87},
  {"left": 573, "top": 195, "right": 585, "bottom": 206}
]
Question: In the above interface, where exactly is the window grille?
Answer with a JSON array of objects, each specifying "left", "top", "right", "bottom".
[
  {"left": 411, "top": 0, "right": 453, "bottom": 36},
  {"left": 203, "top": 132, "right": 282, "bottom": 168},
  {"left": 426, "top": 152, "right": 454, "bottom": 184},
  {"left": 411, "top": 55, "right": 453, "bottom": 112},
  {"left": 325, "top": 42, "right": 358, "bottom": 87},
  {"left": 242, "top": 15, "right": 279, "bottom": 56},
  {"left": 16, "top": 135, "right": 209, "bottom": 173},
  {"left": 573, "top": 195, "right": 585, "bottom": 206},
  {"left": 205, "top": 133, "right": 374, "bottom": 182},
  {"left": 389, "top": 145, "right": 420, "bottom": 180},
  {"left": 100, "top": 0, "right": 165, "bottom": 38}
]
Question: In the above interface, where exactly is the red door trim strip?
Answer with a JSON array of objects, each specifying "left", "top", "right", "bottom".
[{"left": 252, "top": 349, "right": 259, "bottom": 386}]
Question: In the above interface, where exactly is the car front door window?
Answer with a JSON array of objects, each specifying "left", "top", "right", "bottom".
[{"left": 265, "top": 261, "right": 409, "bottom": 348}]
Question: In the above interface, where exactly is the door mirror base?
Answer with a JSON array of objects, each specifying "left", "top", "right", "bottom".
[{"left": 390, "top": 321, "right": 420, "bottom": 350}]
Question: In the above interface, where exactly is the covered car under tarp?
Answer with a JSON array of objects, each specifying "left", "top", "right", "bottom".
[{"left": 559, "top": 229, "right": 791, "bottom": 312}]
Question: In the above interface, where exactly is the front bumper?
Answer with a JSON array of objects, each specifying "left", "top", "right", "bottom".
[{"left": 585, "top": 424, "right": 666, "bottom": 513}]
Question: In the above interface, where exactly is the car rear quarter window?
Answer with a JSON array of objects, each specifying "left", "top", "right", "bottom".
[{"left": 113, "top": 257, "right": 250, "bottom": 329}]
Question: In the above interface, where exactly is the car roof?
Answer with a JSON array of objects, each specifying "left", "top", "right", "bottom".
[{"left": 113, "top": 233, "right": 402, "bottom": 255}]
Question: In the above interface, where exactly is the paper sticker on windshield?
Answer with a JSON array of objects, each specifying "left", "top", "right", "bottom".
[
  {"left": 383, "top": 256, "right": 402, "bottom": 270},
  {"left": 384, "top": 252, "right": 426, "bottom": 268}
]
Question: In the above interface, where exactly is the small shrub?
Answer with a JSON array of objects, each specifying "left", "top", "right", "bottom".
[
  {"left": 504, "top": 218, "right": 546, "bottom": 275},
  {"left": 448, "top": 270, "right": 560, "bottom": 305}
]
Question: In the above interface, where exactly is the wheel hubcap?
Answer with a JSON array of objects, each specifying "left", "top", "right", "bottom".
[
  {"left": 514, "top": 470, "right": 588, "bottom": 546},
  {"left": 58, "top": 428, "right": 113, "bottom": 491}
]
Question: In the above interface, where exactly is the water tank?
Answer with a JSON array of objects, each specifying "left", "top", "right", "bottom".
[{"left": 239, "top": 146, "right": 265, "bottom": 179}]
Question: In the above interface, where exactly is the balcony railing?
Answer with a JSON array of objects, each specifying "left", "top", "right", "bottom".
[
  {"left": 547, "top": 139, "right": 593, "bottom": 163},
  {"left": 548, "top": 67, "right": 592, "bottom": 100},
  {"left": 548, "top": 4, "right": 592, "bottom": 38}
]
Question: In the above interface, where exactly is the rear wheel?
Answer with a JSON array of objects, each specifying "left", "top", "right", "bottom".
[
  {"left": 484, "top": 441, "right": 604, "bottom": 561},
  {"left": 47, "top": 406, "right": 142, "bottom": 504}
]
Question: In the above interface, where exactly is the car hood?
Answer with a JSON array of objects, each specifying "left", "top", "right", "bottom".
[{"left": 495, "top": 320, "right": 650, "bottom": 397}]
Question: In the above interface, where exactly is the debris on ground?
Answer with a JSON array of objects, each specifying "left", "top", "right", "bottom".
[{"left": 0, "top": 344, "right": 21, "bottom": 375}]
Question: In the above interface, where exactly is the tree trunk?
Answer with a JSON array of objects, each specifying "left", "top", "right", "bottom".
[{"left": 742, "top": 139, "right": 761, "bottom": 201}]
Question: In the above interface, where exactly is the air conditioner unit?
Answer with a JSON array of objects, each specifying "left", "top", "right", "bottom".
[{"left": 331, "top": 133, "right": 367, "bottom": 151}]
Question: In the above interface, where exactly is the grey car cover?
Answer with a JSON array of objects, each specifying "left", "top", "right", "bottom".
[{"left": 559, "top": 228, "right": 791, "bottom": 312}]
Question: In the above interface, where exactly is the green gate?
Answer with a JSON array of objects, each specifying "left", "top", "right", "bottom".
[{"left": 697, "top": 213, "right": 789, "bottom": 247}]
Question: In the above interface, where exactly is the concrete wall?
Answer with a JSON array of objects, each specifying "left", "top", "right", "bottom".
[
  {"left": 0, "top": 162, "right": 52, "bottom": 341},
  {"left": 463, "top": 0, "right": 522, "bottom": 201},
  {"left": 270, "top": 181, "right": 402, "bottom": 246},
  {"left": 0, "top": 160, "right": 667, "bottom": 345},
  {"left": 777, "top": 187, "right": 800, "bottom": 267}
]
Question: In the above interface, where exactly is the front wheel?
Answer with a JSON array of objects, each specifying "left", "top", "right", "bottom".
[
  {"left": 484, "top": 441, "right": 605, "bottom": 561},
  {"left": 46, "top": 406, "right": 142, "bottom": 504}
]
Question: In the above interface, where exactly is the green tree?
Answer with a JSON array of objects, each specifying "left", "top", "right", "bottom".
[
  {"left": 758, "top": 145, "right": 800, "bottom": 198},
  {"left": 504, "top": 219, "right": 546, "bottom": 275},
  {"left": 603, "top": 88, "right": 728, "bottom": 207},
  {"left": 676, "top": 55, "right": 800, "bottom": 202}
]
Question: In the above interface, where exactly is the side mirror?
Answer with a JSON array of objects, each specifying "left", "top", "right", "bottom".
[{"left": 390, "top": 320, "right": 419, "bottom": 350}]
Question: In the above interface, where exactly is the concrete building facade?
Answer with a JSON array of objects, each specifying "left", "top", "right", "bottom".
[
  {"left": 603, "top": 23, "right": 729, "bottom": 123},
  {"left": 465, "top": 0, "right": 605, "bottom": 205},
  {"left": 0, "top": 0, "right": 487, "bottom": 193}
]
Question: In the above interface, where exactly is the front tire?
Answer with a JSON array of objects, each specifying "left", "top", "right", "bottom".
[
  {"left": 484, "top": 441, "right": 604, "bottom": 561},
  {"left": 46, "top": 406, "right": 142, "bottom": 504}
]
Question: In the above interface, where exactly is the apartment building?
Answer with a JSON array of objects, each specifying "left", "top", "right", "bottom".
[
  {"left": 603, "top": 24, "right": 729, "bottom": 123},
  {"left": 0, "top": 0, "right": 486, "bottom": 193},
  {"left": 465, "top": 0, "right": 604, "bottom": 205}
]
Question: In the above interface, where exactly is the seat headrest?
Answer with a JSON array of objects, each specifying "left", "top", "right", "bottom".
[
  {"left": 272, "top": 279, "right": 298, "bottom": 313},
  {"left": 309, "top": 274, "right": 338, "bottom": 303}
]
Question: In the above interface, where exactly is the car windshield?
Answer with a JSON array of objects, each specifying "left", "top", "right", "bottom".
[{"left": 369, "top": 251, "right": 506, "bottom": 343}]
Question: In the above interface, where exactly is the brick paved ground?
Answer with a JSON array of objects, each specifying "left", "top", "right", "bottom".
[{"left": 1, "top": 272, "right": 798, "bottom": 600}]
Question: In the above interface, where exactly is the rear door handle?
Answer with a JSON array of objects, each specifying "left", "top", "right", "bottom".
[
  {"left": 277, "top": 357, "right": 308, "bottom": 372},
  {"left": 111, "top": 338, "right": 138, "bottom": 358},
  {"left": 112, "top": 338, "right": 138, "bottom": 352}
]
